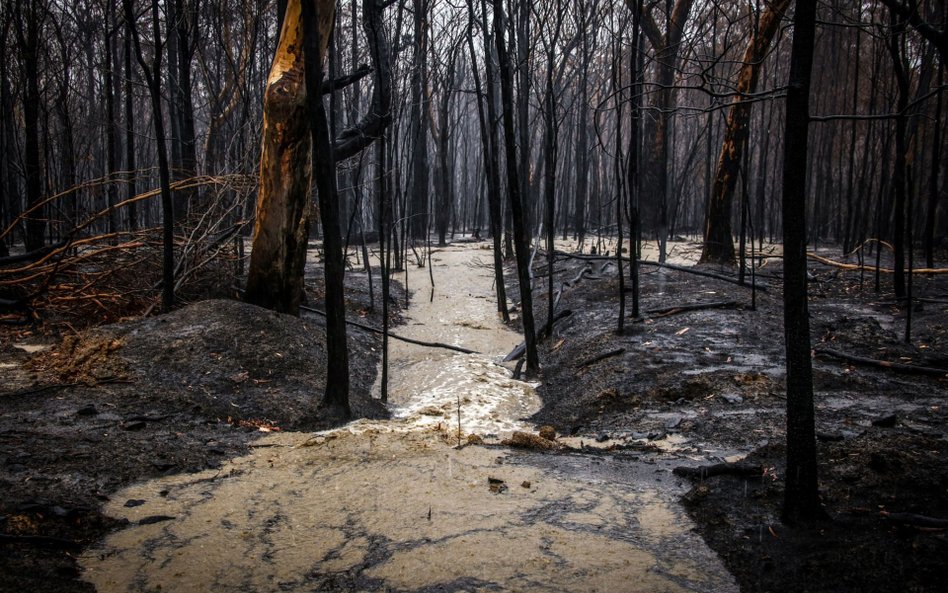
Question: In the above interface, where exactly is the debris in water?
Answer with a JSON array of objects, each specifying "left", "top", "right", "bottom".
[
  {"left": 538, "top": 425, "right": 556, "bottom": 441},
  {"left": 137, "top": 515, "right": 175, "bottom": 525},
  {"left": 502, "top": 431, "right": 561, "bottom": 450},
  {"left": 488, "top": 477, "right": 507, "bottom": 494}
]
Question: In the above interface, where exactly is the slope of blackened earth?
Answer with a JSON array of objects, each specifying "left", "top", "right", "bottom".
[
  {"left": 524, "top": 250, "right": 948, "bottom": 593},
  {"left": 0, "top": 268, "right": 402, "bottom": 593}
]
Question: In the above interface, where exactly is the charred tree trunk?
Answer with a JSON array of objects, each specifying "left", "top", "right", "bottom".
[
  {"left": 700, "top": 0, "right": 791, "bottom": 265},
  {"left": 888, "top": 11, "right": 909, "bottom": 299},
  {"left": 574, "top": 1, "right": 590, "bottom": 245},
  {"left": 494, "top": 0, "right": 538, "bottom": 375},
  {"left": 409, "top": 0, "right": 430, "bottom": 240},
  {"left": 781, "top": 0, "right": 824, "bottom": 526},
  {"left": 14, "top": 0, "right": 45, "bottom": 252},
  {"left": 924, "top": 67, "right": 942, "bottom": 269},
  {"left": 125, "top": 0, "right": 176, "bottom": 311},
  {"left": 300, "top": 0, "right": 350, "bottom": 415},
  {"left": 468, "top": 0, "right": 509, "bottom": 321},
  {"left": 104, "top": 5, "right": 118, "bottom": 240},
  {"left": 124, "top": 17, "right": 138, "bottom": 231}
]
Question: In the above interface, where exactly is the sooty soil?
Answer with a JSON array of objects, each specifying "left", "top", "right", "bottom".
[
  {"left": 522, "top": 245, "right": 947, "bottom": 593},
  {"left": 0, "top": 269, "right": 400, "bottom": 593}
]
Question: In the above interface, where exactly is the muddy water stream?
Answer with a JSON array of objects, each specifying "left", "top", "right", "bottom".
[{"left": 81, "top": 243, "right": 737, "bottom": 593}]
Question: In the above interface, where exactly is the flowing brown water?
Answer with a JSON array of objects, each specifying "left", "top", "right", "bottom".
[{"left": 81, "top": 242, "right": 737, "bottom": 593}]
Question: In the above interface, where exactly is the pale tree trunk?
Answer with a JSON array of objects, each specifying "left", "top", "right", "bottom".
[
  {"left": 244, "top": 0, "right": 335, "bottom": 315},
  {"left": 700, "top": 0, "right": 791, "bottom": 265}
]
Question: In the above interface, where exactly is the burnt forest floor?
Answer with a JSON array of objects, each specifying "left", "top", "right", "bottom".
[
  {"left": 515, "top": 241, "right": 948, "bottom": 593},
  {"left": 2, "top": 236, "right": 947, "bottom": 593},
  {"left": 0, "top": 255, "right": 404, "bottom": 593}
]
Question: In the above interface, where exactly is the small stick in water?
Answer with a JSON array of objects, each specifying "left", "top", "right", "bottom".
[{"left": 456, "top": 393, "right": 462, "bottom": 447}]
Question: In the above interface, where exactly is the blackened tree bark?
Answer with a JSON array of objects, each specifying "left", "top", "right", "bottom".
[
  {"left": 0, "top": 11, "right": 12, "bottom": 256},
  {"left": 493, "top": 0, "right": 538, "bottom": 375},
  {"left": 627, "top": 0, "right": 643, "bottom": 319},
  {"left": 123, "top": 16, "right": 138, "bottom": 231},
  {"left": 887, "top": 10, "right": 909, "bottom": 299},
  {"left": 878, "top": 0, "right": 948, "bottom": 65},
  {"left": 573, "top": 0, "right": 590, "bottom": 244},
  {"left": 409, "top": 0, "right": 430, "bottom": 240},
  {"left": 104, "top": 2, "right": 119, "bottom": 240},
  {"left": 541, "top": 0, "right": 564, "bottom": 336},
  {"left": 781, "top": 0, "right": 824, "bottom": 525},
  {"left": 13, "top": 0, "right": 45, "bottom": 251},
  {"left": 467, "top": 0, "right": 509, "bottom": 322},
  {"left": 924, "top": 66, "right": 942, "bottom": 269},
  {"left": 125, "top": 0, "right": 176, "bottom": 311},
  {"left": 300, "top": 0, "right": 350, "bottom": 415},
  {"left": 51, "top": 16, "right": 78, "bottom": 231},
  {"left": 166, "top": 0, "right": 197, "bottom": 219},
  {"left": 433, "top": 36, "right": 461, "bottom": 247},
  {"left": 700, "top": 0, "right": 791, "bottom": 265},
  {"left": 633, "top": 0, "right": 695, "bottom": 263}
]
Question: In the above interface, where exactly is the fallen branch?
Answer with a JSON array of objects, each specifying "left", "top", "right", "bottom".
[
  {"left": 300, "top": 305, "right": 477, "bottom": 354},
  {"left": 550, "top": 250, "right": 768, "bottom": 292},
  {"left": 814, "top": 347, "right": 948, "bottom": 377},
  {"left": 807, "top": 252, "right": 948, "bottom": 275},
  {"left": 647, "top": 300, "right": 742, "bottom": 318},
  {"left": 577, "top": 347, "right": 626, "bottom": 369},
  {"left": 641, "top": 260, "right": 769, "bottom": 292},
  {"left": 880, "top": 511, "right": 948, "bottom": 529},
  {"left": 673, "top": 462, "right": 762, "bottom": 479}
]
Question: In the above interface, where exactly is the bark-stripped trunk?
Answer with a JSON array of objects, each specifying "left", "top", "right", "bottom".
[
  {"left": 700, "top": 0, "right": 791, "bottom": 264},
  {"left": 244, "top": 0, "right": 335, "bottom": 315}
]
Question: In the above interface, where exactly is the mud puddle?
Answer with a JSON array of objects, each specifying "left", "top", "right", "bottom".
[{"left": 81, "top": 242, "right": 738, "bottom": 592}]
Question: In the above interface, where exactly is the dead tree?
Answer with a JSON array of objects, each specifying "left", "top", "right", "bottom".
[
  {"left": 124, "top": 0, "right": 176, "bottom": 311},
  {"left": 700, "top": 0, "right": 791, "bottom": 265},
  {"left": 780, "top": 0, "right": 824, "bottom": 526},
  {"left": 493, "top": 0, "right": 539, "bottom": 375}
]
